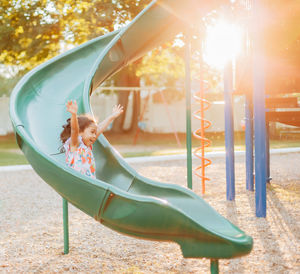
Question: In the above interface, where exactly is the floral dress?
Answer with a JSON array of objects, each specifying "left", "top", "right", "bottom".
[{"left": 64, "top": 136, "right": 96, "bottom": 178}]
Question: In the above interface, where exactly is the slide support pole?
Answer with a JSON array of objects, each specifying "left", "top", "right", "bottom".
[
  {"left": 210, "top": 259, "right": 219, "bottom": 274},
  {"left": 224, "top": 61, "right": 235, "bottom": 201},
  {"left": 185, "top": 29, "right": 193, "bottom": 190},
  {"left": 63, "top": 198, "right": 69, "bottom": 254}
]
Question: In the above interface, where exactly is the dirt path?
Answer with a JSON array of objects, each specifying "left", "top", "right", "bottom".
[{"left": 0, "top": 152, "right": 299, "bottom": 273}]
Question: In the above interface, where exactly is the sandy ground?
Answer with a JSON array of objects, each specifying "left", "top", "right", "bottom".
[{"left": 0, "top": 152, "right": 299, "bottom": 273}]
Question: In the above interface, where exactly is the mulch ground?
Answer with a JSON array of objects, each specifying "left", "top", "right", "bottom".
[{"left": 0, "top": 152, "right": 299, "bottom": 273}]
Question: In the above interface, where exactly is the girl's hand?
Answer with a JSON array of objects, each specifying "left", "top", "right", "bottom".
[
  {"left": 66, "top": 100, "right": 78, "bottom": 115},
  {"left": 112, "top": 104, "right": 124, "bottom": 118}
]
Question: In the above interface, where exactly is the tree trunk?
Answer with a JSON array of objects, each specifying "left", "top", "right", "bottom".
[
  {"left": 126, "top": 73, "right": 141, "bottom": 134},
  {"left": 111, "top": 70, "right": 129, "bottom": 133},
  {"left": 126, "top": 90, "right": 141, "bottom": 133},
  {"left": 110, "top": 64, "right": 141, "bottom": 133}
]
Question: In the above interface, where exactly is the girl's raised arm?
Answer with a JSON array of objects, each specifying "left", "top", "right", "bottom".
[
  {"left": 96, "top": 104, "right": 124, "bottom": 137},
  {"left": 66, "top": 100, "right": 79, "bottom": 151}
]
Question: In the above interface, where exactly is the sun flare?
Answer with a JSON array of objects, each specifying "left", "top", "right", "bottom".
[{"left": 203, "top": 21, "right": 243, "bottom": 69}]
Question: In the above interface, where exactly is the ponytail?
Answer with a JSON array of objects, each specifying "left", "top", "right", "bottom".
[{"left": 60, "top": 118, "right": 71, "bottom": 144}]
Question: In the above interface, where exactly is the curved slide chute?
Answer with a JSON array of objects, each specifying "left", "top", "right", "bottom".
[{"left": 10, "top": 0, "right": 252, "bottom": 259}]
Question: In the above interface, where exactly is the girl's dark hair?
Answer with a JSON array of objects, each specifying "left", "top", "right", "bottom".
[{"left": 60, "top": 115, "right": 96, "bottom": 144}]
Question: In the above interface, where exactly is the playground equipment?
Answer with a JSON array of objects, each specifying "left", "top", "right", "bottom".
[
  {"left": 10, "top": 0, "right": 253, "bottom": 273},
  {"left": 192, "top": 71, "right": 212, "bottom": 195},
  {"left": 227, "top": 0, "right": 300, "bottom": 217}
]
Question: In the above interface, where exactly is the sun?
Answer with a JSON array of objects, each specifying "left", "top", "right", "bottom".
[{"left": 203, "top": 20, "right": 243, "bottom": 69}]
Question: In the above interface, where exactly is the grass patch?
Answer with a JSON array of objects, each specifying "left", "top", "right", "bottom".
[
  {"left": 106, "top": 131, "right": 299, "bottom": 148},
  {"left": 0, "top": 133, "right": 19, "bottom": 150},
  {"left": 122, "top": 146, "right": 245, "bottom": 158},
  {"left": 0, "top": 151, "right": 28, "bottom": 166}
]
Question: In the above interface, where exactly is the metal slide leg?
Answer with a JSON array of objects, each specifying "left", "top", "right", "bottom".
[
  {"left": 224, "top": 62, "right": 235, "bottom": 201},
  {"left": 63, "top": 198, "right": 69, "bottom": 254},
  {"left": 185, "top": 29, "right": 193, "bottom": 190},
  {"left": 210, "top": 259, "right": 219, "bottom": 274}
]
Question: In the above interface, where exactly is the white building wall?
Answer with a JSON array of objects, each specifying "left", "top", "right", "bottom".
[
  {"left": 90, "top": 93, "right": 118, "bottom": 122},
  {"left": 143, "top": 96, "right": 245, "bottom": 133},
  {"left": 0, "top": 96, "right": 13, "bottom": 135}
]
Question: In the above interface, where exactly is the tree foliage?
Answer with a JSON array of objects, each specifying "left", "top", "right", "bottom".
[
  {"left": 0, "top": 74, "right": 22, "bottom": 95},
  {"left": 0, "top": 0, "right": 61, "bottom": 70},
  {"left": 0, "top": 0, "right": 151, "bottom": 71},
  {"left": 1, "top": 0, "right": 221, "bottom": 89},
  {"left": 137, "top": 43, "right": 184, "bottom": 85}
]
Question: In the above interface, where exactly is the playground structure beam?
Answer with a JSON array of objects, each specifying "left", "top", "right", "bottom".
[
  {"left": 224, "top": 62, "right": 235, "bottom": 201},
  {"left": 184, "top": 29, "right": 193, "bottom": 190}
]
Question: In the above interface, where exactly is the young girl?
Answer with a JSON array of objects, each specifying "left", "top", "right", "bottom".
[{"left": 60, "top": 100, "right": 123, "bottom": 178}]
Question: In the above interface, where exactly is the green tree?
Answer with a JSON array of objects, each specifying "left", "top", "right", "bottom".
[
  {"left": 0, "top": 0, "right": 151, "bottom": 71},
  {"left": 0, "top": 0, "right": 61, "bottom": 70}
]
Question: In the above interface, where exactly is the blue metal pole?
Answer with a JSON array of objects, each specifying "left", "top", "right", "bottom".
[
  {"left": 184, "top": 29, "right": 193, "bottom": 190},
  {"left": 253, "top": 0, "right": 267, "bottom": 217},
  {"left": 224, "top": 61, "right": 235, "bottom": 201},
  {"left": 245, "top": 94, "right": 254, "bottom": 191}
]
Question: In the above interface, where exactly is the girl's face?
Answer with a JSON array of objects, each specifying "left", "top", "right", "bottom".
[{"left": 80, "top": 123, "right": 97, "bottom": 147}]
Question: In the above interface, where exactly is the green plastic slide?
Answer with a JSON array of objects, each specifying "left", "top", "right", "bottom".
[{"left": 10, "top": 0, "right": 252, "bottom": 261}]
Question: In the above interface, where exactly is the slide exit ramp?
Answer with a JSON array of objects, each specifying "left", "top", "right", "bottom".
[{"left": 10, "top": 0, "right": 252, "bottom": 263}]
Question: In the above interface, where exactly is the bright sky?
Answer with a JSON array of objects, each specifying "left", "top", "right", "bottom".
[{"left": 203, "top": 20, "right": 243, "bottom": 69}]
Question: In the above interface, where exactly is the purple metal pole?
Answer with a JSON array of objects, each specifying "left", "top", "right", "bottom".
[
  {"left": 224, "top": 62, "right": 235, "bottom": 201},
  {"left": 253, "top": 0, "right": 267, "bottom": 217}
]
